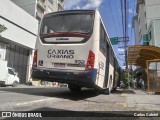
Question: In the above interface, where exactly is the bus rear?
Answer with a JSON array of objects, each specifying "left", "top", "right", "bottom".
[{"left": 32, "top": 10, "right": 98, "bottom": 91}]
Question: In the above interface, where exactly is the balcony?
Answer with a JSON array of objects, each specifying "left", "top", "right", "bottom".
[
  {"left": 37, "top": 0, "right": 46, "bottom": 10},
  {"left": 36, "top": 12, "right": 43, "bottom": 19},
  {"left": 58, "top": 0, "right": 64, "bottom": 8}
]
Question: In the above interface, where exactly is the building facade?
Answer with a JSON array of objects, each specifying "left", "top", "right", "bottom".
[
  {"left": 148, "top": 19, "right": 160, "bottom": 47},
  {"left": 134, "top": 0, "right": 160, "bottom": 47},
  {"left": 11, "top": 0, "right": 64, "bottom": 23},
  {"left": 0, "top": 0, "right": 64, "bottom": 85},
  {"left": 132, "top": 15, "right": 140, "bottom": 45},
  {"left": 0, "top": 0, "right": 38, "bottom": 83}
]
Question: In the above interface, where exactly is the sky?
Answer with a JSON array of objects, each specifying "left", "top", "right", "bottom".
[{"left": 64, "top": 0, "right": 137, "bottom": 69}]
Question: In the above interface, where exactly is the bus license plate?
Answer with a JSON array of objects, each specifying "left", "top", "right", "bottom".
[{"left": 54, "top": 63, "right": 65, "bottom": 67}]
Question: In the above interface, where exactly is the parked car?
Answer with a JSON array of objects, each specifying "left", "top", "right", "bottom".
[{"left": 0, "top": 60, "right": 19, "bottom": 87}]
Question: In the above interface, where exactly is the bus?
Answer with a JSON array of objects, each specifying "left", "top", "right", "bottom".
[{"left": 32, "top": 10, "right": 120, "bottom": 94}]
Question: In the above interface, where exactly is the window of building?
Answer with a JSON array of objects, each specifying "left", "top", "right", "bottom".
[
  {"left": 148, "top": 31, "right": 152, "bottom": 41},
  {"left": 41, "top": 0, "right": 46, "bottom": 3},
  {"left": 37, "top": 7, "right": 44, "bottom": 14},
  {"left": 48, "top": 0, "right": 53, "bottom": 4},
  {"left": 48, "top": 7, "right": 53, "bottom": 13}
]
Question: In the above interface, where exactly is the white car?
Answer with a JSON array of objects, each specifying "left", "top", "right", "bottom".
[
  {"left": 0, "top": 60, "right": 20, "bottom": 87},
  {"left": 6, "top": 67, "right": 19, "bottom": 87}
]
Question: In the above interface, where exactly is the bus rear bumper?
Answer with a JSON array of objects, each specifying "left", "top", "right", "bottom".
[{"left": 31, "top": 67, "right": 97, "bottom": 87}]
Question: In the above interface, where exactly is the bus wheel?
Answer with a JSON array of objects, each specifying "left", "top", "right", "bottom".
[
  {"left": 68, "top": 85, "right": 81, "bottom": 92},
  {"left": 111, "top": 88, "right": 117, "bottom": 92},
  {"left": 103, "top": 88, "right": 110, "bottom": 95}
]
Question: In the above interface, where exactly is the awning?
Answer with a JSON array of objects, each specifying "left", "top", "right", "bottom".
[{"left": 127, "top": 45, "right": 160, "bottom": 67}]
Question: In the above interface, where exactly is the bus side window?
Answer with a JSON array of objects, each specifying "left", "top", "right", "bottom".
[
  {"left": 100, "top": 23, "right": 106, "bottom": 56},
  {"left": 109, "top": 46, "right": 114, "bottom": 65}
]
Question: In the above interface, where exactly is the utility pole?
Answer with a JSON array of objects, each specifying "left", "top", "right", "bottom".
[
  {"left": 124, "top": 0, "right": 130, "bottom": 89},
  {"left": 111, "top": 0, "right": 130, "bottom": 89}
]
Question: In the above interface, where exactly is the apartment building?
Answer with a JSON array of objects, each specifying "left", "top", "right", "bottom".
[
  {"left": 134, "top": 0, "right": 160, "bottom": 47},
  {"left": 132, "top": 15, "right": 140, "bottom": 45},
  {"left": 11, "top": 0, "right": 64, "bottom": 23},
  {"left": 0, "top": 0, "right": 38, "bottom": 84}
]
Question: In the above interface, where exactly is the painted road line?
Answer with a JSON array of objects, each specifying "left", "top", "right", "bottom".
[
  {"left": 115, "top": 102, "right": 128, "bottom": 107},
  {"left": 16, "top": 98, "right": 61, "bottom": 106},
  {"left": 120, "top": 93, "right": 126, "bottom": 97}
]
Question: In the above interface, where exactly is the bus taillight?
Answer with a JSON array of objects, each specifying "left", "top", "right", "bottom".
[
  {"left": 33, "top": 50, "right": 37, "bottom": 67},
  {"left": 85, "top": 50, "right": 95, "bottom": 70}
]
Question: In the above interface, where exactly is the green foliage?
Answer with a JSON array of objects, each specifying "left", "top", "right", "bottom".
[
  {"left": 0, "top": 24, "right": 7, "bottom": 34},
  {"left": 120, "top": 70, "right": 131, "bottom": 87}
]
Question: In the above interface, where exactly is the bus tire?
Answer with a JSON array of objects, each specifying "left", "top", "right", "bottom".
[
  {"left": 111, "top": 88, "right": 117, "bottom": 92},
  {"left": 68, "top": 85, "right": 81, "bottom": 92},
  {"left": 103, "top": 88, "right": 110, "bottom": 95}
]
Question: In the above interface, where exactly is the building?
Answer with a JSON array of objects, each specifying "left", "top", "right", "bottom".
[
  {"left": 132, "top": 15, "right": 140, "bottom": 45},
  {"left": 134, "top": 0, "right": 160, "bottom": 46},
  {"left": 130, "top": 0, "right": 160, "bottom": 89},
  {"left": 135, "top": 0, "right": 147, "bottom": 45},
  {"left": 11, "top": 0, "right": 64, "bottom": 23},
  {"left": 0, "top": 0, "right": 38, "bottom": 84},
  {"left": 147, "top": 19, "right": 160, "bottom": 47},
  {"left": 10, "top": 0, "right": 64, "bottom": 86}
]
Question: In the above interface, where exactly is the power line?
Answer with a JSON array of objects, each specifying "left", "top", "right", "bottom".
[
  {"left": 121, "top": 0, "right": 124, "bottom": 37},
  {"left": 108, "top": 0, "right": 119, "bottom": 37},
  {"left": 127, "top": 0, "right": 129, "bottom": 37},
  {"left": 115, "top": 0, "right": 122, "bottom": 36},
  {"left": 130, "top": 0, "right": 136, "bottom": 45},
  {"left": 124, "top": 0, "right": 128, "bottom": 69}
]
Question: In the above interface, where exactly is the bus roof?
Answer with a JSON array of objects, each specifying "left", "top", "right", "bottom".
[{"left": 44, "top": 10, "right": 96, "bottom": 17}]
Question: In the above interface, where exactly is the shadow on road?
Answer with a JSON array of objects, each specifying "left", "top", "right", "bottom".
[
  {"left": 123, "top": 89, "right": 136, "bottom": 94},
  {"left": 0, "top": 87, "right": 101, "bottom": 101},
  {"left": 0, "top": 87, "right": 136, "bottom": 101},
  {"left": 111, "top": 89, "right": 136, "bottom": 94},
  {"left": 3, "top": 107, "right": 141, "bottom": 120}
]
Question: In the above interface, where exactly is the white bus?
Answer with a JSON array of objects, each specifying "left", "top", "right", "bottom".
[{"left": 32, "top": 10, "right": 120, "bottom": 94}]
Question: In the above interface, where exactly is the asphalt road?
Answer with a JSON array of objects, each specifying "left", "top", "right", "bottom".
[
  {"left": 0, "top": 87, "right": 128, "bottom": 111},
  {"left": 0, "top": 87, "right": 160, "bottom": 120}
]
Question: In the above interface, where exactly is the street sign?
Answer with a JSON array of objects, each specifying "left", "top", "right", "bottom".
[{"left": 110, "top": 37, "right": 118, "bottom": 45}]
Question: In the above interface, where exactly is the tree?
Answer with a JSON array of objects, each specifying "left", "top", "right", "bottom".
[
  {"left": 0, "top": 24, "right": 7, "bottom": 36},
  {"left": 120, "top": 70, "right": 129, "bottom": 87}
]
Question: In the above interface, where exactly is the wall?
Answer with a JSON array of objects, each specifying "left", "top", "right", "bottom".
[
  {"left": 145, "top": 0, "right": 160, "bottom": 28},
  {"left": 0, "top": 0, "right": 38, "bottom": 83},
  {"left": 138, "top": 3, "right": 147, "bottom": 43},
  {"left": 148, "top": 19, "right": 160, "bottom": 47},
  {"left": 0, "top": 0, "right": 38, "bottom": 49},
  {"left": 132, "top": 15, "right": 140, "bottom": 45},
  {"left": 11, "top": 0, "right": 36, "bottom": 17},
  {"left": 47, "top": 0, "right": 57, "bottom": 12}
]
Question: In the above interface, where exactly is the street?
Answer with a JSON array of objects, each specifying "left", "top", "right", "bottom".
[
  {"left": 0, "top": 87, "right": 132, "bottom": 111},
  {"left": 0, "top": 86, "right": 160, "bottom": 119}
]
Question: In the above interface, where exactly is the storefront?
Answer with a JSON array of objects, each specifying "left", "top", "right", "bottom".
[{"left": 128, "top": 45, "right": 160, "bottom": 92}]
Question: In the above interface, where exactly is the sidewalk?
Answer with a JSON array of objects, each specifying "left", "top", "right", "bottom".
[
  {"left": 125, "top": 88, "right": 160, "bottom": 111},
  {"left": 130, "top": 88, "right": 148, "bottom": 95}
]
